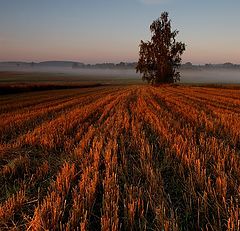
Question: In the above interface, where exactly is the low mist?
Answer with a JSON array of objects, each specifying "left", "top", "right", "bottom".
[
  {"left": 0, "top": 65, "right": 240, "bottom": 84},
  {"left": 181, "top": 69, "right": 240, "bottom": 84}
]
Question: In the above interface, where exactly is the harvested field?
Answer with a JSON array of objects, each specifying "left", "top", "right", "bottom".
[{"left": 0, "top": 84, "right": 240, "bottom": 230}]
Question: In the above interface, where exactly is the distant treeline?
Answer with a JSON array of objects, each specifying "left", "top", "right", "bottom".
[
  {"left": 1, "top": 61, "right": 240, "bottom": 70},
  {"left": 181, "top": 62, "right": 240, "bottom": 70}
]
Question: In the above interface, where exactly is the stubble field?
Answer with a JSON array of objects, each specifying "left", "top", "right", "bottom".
[{"left": 0, "top": 82, "right": 240, "bottom": 230}]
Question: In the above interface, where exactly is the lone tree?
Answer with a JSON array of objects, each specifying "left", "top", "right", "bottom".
[{"left": 136, "top": 12, "right": 186, "bottom": 84}]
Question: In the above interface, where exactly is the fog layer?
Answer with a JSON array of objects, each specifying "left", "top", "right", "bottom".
[
  {"left": 181, "top": 69, "right": 240, "bottom": 84},
  {"left": 0, "top": 66, "right": 240, "bottom": 84}
]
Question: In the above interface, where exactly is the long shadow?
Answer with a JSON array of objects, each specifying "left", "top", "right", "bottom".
[{"left": 0, "top": 83, "right": 106, "bottom": 95}]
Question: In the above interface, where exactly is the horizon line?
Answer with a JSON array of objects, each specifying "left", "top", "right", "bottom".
[{"left": 1, "top": 60, "right": 240, "bottom": 66}]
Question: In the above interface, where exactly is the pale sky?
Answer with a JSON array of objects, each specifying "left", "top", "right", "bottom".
[{"left": 0, "top": 0, "right": 239, "bottom": 64}]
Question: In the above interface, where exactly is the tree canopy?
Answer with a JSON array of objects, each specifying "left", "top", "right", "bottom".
[{"left": 136, "top": 12, "right": 186, "bottom": 84}]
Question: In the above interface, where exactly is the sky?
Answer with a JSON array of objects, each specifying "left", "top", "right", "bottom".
[{"left": 0, "top": 0, "right": 239, "bottom": 64}]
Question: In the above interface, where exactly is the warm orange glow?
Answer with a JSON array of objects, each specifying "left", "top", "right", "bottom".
[{"left": 0, "top": 84, "right": 240, "bottom": 229}]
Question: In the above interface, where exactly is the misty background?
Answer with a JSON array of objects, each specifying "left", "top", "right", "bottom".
[
  {"left": 1, "top": 1, "right": 240, "bottom": 85},
  {"left": 0, "top": 64, "right": 240, "bottom": 84}
]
